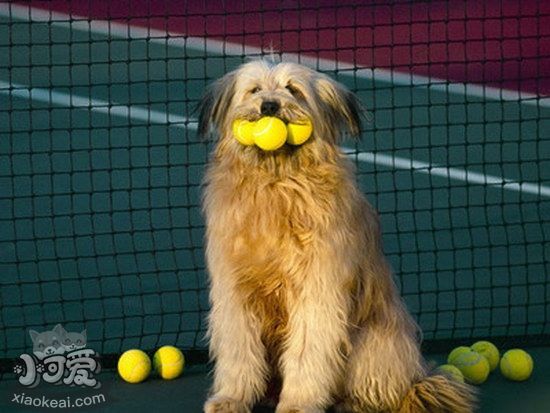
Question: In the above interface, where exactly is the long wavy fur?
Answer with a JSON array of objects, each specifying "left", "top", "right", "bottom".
[
  {"left": 200, "top": 60, "right": 476, "bottom": 413},
  {"left": 399, "top": 375, "right": 477, "bottom": 413}
]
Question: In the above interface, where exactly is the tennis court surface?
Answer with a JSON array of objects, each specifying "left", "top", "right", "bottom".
[{"left": 0, "top": 1, "right": 549, "bottom": 412}]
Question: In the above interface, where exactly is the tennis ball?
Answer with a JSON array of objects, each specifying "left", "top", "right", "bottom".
[
  {"left": 118, "top": 349, "right": 151, "bottom": 383},
  {"left": 153, "top": 345, "right": 185, "bottom": 380},
  {"left": 436, "top": 364, "right": 465, "bottom": 383},
  {"left": 500, "top": 349, "right": 533, "bottom": 381},
  {"left": 252, "top": 116, "right": 287, "bottom": 151},
  {"left": 447, "top": 346, "right": 472, "bottom": 365},
  {"left": 286, "top": 118, "right": 313, "bottom": 146},
  {"left": 232, "top": 119, "right": 256, "bottom": 146},
  {"left": 451, "top": 351, "right": 490, "bottom": 384},
  {"left": 471, "top": 341, "right": 500, "bottom": 371}
]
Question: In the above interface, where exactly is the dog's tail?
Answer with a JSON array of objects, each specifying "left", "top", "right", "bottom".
[{"left": 398, "top": 373, "right": 477, "bottom": 413}]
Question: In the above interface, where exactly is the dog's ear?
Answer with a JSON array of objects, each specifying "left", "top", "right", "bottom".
[
  {"left": 315, "top": 76, "right": 364, "bottom": 140},
  {"left": 197, "top": 72, "right": 237, "bottom": 139}
]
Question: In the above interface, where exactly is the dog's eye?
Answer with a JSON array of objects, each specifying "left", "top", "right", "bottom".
[
  {"left": 286, "top": 84, "right": 301, "bottom": 97},
  {"left": 250, "top": 86, "right": 261, "bottom": 94}
]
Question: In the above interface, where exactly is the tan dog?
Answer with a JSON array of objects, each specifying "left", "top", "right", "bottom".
[{"left": 198, "top": 60, "right": 475, "bottom": 413}]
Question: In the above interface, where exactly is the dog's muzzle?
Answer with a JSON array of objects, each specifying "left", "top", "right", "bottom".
[{"left": 260, "top": 100, "right": 280, "bottom": 116}]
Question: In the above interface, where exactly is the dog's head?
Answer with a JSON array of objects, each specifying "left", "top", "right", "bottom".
[{"left": 198, "top": 60, "right": 363, "bottom": 148}]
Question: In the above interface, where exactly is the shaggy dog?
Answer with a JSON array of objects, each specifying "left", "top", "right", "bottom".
[{"left": 198, "top": 60, "right": 475, "bottom": 413}]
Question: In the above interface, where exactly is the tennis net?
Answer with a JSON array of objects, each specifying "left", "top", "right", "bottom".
[{"left": 0, "top": 1, "right": 549, "bottom": 373}]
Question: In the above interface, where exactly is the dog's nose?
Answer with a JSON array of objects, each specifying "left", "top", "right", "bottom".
[{"left": 260, "top": 100, "right": 280, "bottom": 116}]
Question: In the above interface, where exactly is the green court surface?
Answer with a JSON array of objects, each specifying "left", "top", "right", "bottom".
[
  {"left": 0, "top": 349, "right": 548, "bottom": 412},
  {"left": 1, "top": 5, "right": 550, "bottom": 413}
]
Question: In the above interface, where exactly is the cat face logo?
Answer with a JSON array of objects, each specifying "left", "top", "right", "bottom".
[
  {"left": 14, "top": 324, "right": 99, "bottom": 388},
  {"left": 29, "top": 324, "right": 86, "bottom": 359}
]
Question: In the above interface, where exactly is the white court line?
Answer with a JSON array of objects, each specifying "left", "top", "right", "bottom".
[
  {"left": 1, "top": 4, "right": 549, "bottom": 197},
  {"left": 344, "top": 150, "right": 550, "bottom": 198},
  {"left": 2, "top": 81, "right": 549, "bottom": 198},
  {"left": 0, "top": 80, "right": 192, "bottom": 126},
  {"left": 2, "top": 2, "right": 549, "bottom": 108}
]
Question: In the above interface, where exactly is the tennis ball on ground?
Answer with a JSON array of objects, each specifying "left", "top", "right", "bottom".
[
  {"left": 252, "top": 116, "right": 288, "bottom": 151},
  {"left": 118, "top": 349, "right": 151, "bottom": 383},
  {"left": 500, "top": 349, "right": 533, "bottom": 381},
  {"left": 447, "top": 346, "right": 472, "bottom": 365},
  {"left": 153, "top": 345, "right": 185, "bottom": 380},
  {"left": 471, "top": 340, "right": 500, "bottom": 371},
  {"left": 436, "top": 364, "right": 465, "bottom": 383},
  {"left": 450, "top": 351, "right": 490, "bottom": 384},
  {"left": 286, "top": 118, "right": 313, "bottom": 145},
  {"left": 232, "top": 119, "right": 256, "bottom": 146}
]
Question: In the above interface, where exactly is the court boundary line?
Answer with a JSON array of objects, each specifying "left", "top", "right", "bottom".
[
  {"left": 351, "top": 151, "right": 550, "bottom": 197},
  {"left": 0, "top": 80, "right": 192, "bottom": 126},
  {"left": 2, "top": 81, "right": 549, "bottom": 198},
  {"left": 2, "top": 3, "right": 549, "bottom": 108}
]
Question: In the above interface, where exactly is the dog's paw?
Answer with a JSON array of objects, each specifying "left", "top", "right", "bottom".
[
  {"left": 275, "top": 404, "right": 323, "bottom": 413},
  {"left": 204, "top": 396, "right": 250, "bottom": 413}
]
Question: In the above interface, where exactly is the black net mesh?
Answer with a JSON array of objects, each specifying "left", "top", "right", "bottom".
[{"left": 1, "top": 1, "right": 549, "bottom": 372}]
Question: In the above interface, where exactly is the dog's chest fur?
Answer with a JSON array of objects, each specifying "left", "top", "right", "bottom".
[{"left": 205, "top": 159, "right": 350, "bottom": 366}]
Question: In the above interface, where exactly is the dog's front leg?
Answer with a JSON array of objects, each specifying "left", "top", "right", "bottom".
[
  {"left": 275, "top": 257, "right": 350, "bottom": 413},
  {"left": 204, "top": 259, "right": 269, "bottom": 413}
]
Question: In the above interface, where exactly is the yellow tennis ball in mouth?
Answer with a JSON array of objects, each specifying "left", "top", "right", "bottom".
[
  {"left": 232, "top": 119, "right": 256, "bottom": 146},
  {"left": 450, "top": 351, "right": 490, "bottom": 384},
  {"left": 500, "top": 349, "right": 533, "bottom": 381},
  {"left": 471, "top": 340, "right": 500, "bottom": 371},
  {"left": 252, "top": 116, "right": 288, "bottom": 151},
  {"left": 118, "top": 349, "right": 151, "bottom": 383},
  {"left": 286, "top": 118, "right": 313, "bottom": 145},
  {"left": 153, "top": 345, "right": 185, "bottom": 380}
]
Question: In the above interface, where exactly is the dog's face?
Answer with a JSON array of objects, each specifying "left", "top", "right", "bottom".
[{"left": 198, "top": 60, "right": 363, "bottom": 148}]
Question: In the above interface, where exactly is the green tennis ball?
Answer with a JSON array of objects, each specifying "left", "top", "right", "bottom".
[
  {"left": 447, "top": 346, "right": 472, "bottom": 365},
  {"left": 500, "top": 349, "right": 533, "bottom": 381},
  {"left": 471, "top": 340, "right": 500, "bottom": 371},
  {"left": 451, "top": 351, "right": 490, "bottom": 384},
  {"left": 436, "top": 364, "right": 465, "bottom": 383}
]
